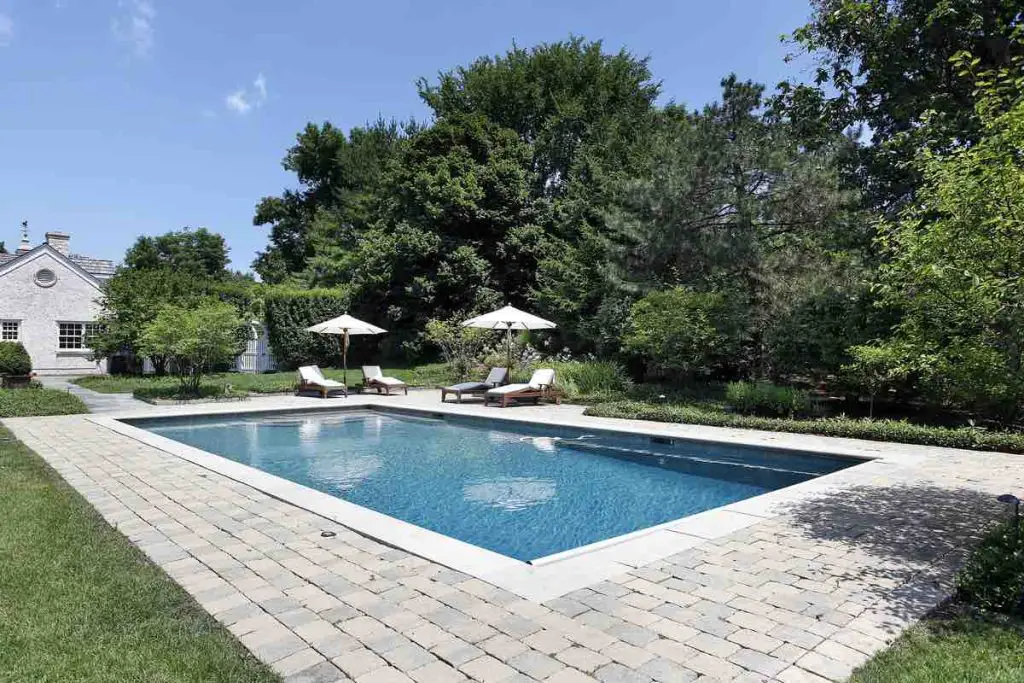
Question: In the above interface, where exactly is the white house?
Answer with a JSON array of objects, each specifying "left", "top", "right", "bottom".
[{"left": 0, "top": 228, "right": 115, "bottom": 375}]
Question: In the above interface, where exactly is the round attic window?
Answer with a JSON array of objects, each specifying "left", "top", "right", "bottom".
[{"left": 34, "top": 268, "right": 57, "bottom": 287}]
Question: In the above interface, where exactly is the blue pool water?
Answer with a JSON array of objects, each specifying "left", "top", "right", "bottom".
[{"left": 132, "top": 410, "right": 857, "bottom": 561}]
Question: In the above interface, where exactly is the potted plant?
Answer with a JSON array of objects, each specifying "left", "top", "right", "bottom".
[{"left": 0, "top": 342, "right": 34, "bottom": 388}]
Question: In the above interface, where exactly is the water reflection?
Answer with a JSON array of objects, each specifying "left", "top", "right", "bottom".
[
  {"left": 463, "top": 477, "right": 557, "bottom": 511},
  {"left": 311, "top": 454, "right": 383, "bottom": 490}
]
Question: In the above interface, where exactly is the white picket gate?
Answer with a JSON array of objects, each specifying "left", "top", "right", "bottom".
[{"left": 234, "top": 325, "right": 277, "bottom": 374}]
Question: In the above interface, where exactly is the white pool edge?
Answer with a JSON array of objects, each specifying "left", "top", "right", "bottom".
[{"left": 88, "top": 399, "right": 896, "bottom": 601}]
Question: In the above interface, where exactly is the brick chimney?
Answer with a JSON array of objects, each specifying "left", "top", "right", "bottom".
[{"left": 45, "top": 231, "right": 71, "bottom": 256}]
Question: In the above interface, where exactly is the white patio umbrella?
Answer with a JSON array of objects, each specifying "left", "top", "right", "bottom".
[
  {"left": 462, "top": 305, "right": 556, "bottom": 380},
  {"left": 306, "top": 314, "right": 386, "bottom": 385}
]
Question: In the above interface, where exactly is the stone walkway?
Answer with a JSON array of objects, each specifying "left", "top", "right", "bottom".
[
  {"left": 37, "top": 375, "right": 152, "bottom": 414},
  {"left": 4, "top": 397, "right": 1023, "bottom": 683}
]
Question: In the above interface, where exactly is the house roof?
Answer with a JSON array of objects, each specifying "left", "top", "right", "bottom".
[{"left": 0, "top": 249, "right": 116, "bottom": 280}]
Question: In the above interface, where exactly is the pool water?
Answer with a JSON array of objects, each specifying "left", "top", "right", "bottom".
[{"left": 133, "top": 410, "right": 857, "bottom": 561}]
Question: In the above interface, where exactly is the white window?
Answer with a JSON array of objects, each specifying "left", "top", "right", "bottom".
[
  {"left": 58, "top": 322, "right": 104, "bottom": 350},
  {"left": 1, "top": 321, "right": 19, "bottom": 341}
]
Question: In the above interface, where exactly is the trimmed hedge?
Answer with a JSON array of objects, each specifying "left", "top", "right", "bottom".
[
  {"left": 0, "top": 388, "right": 88, "bottom": 417},
  {"left": 584, "top": 400, "right": 1024, "bottom": 454},
  {"left": 0, "top": 342, "right": 32, "bottom": 376},
  {"left": 264, "top": 287, "right": 351, "bottom": 370}
]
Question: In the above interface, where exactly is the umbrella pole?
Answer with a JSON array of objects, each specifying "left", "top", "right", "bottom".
[
  {"left": 506, "top": 326, "right": 512, "bottom": 382},
  {"left": 342, "top": 330, "right": 349, "bottom": 386}
]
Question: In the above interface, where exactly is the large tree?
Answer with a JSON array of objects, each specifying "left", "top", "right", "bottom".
[
  {"left": 419, "top": 36, "right": 660, "bottom": 209},
  {"left": 94, "top": 229, "right": 257, "bottom": 374},
  {"left": 124, "top": 227, "right": 230, "bottom": 278},
  {"left": 858, "top": 57, "right": 1024, "bottom": 422},
  {"left": 778, "top": 0, "right": 1023, "bottom": 209},
  {"left": 539, "top": 77, "right": 873, "bottom": 376},
  {"left": 252, "top": 119, "right": 407, "bottom": 282}
]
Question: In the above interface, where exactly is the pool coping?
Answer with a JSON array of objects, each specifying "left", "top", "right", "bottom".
[{"left": 88, "top": 397, "right": 911, "bottom": 601}]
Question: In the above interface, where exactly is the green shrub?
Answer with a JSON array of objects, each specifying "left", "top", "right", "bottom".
[
  {"left": 544, "top": 361, "right": 632, "bottom": 400},
  {"left": 139, "top": 302, "right": 245, "bottom": 396},
  {"left": 264, "top": 287, "right": 351, "bottom": 370},
  {"left": 0, "top": 342, "right": 32, "bottom": 376},
  {"left": 957, "top": 518, "right": 1024, "bottom": 615},
  {"left": 726, "top": 381, "right": 812, "bottom": 417},
  {"left": 623, "top": 288, "right": 745, "bottom": 378},
  {"left": 425, "top": 318, "right": 491, "bottom": 379},
  {"left": 0, "top": 388, "right": 88, "bottom": 417},
  {"left": 584, "top": 400, "right": 1024, "bottom": 453}
]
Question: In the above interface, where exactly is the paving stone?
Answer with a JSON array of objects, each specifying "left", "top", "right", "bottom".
[
  {"left": 274, "top": 648, "right": 328, "bottom": 677},
  {"left": 522, "top": 629, "right": 572, "bottom": 655},
  {"left": 458, "top": 655, "right": 518, "bottom": 683},
  {"left": 685, "top": 632, "right": 739, "bottom": 659},
  {"left": 545, "top": 669, "right": 600, "bottom": 683},
  {"left": 794, "top": 651, "right": 854, "bottom": 681},
  {"left": 775, "top": 666, "right": 833, "bottom": 683},
  {"left": 382, "top": 643, "right": 436, "bottom": 672},
  {"left": 593, "top": 662, "right": 653, "bottom": 683},
  {"left": 432, "top": 639, "right": 485, "bottom": 668},
  {"left": 728, "top": 648, "right": 787, "bottom": 678},
  {"left": 556, "top": 646, "right": 611, "bottom": 673},
  {"left": 354, "top": 667, "right": 413, "bottom": 683},
  {"left": 333, "top": 649, "right": 387, "bottom": 679},
  {"left": 601, "top": 641, "right": 655, "bottom": 669},
  {"left": 637, "top": 657, "right": 698, "bottom": 683},
  {"left": 480, "top": 633, "right": 530, "bottom": 662},
  {"left": 507, "top": 649, "right": 564, "bottom": 679},
  {"left": 726, "top": 628, "right": 784, "bottom": 654},
  {"left": 283, "top": 660, "right": 348, "bottom": 683},
  {"left": 409, "top": 660, "right": 468, "bottom": 683}
]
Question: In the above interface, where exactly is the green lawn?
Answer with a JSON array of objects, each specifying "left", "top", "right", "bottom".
[
  {"left": 0, "top": 427, "right": 279, "bottom": 683},
  {"left": 74, "top": 363, "right": 457, "bottom": 395},
  {"left": 851, "top": 610, "right": 1024, "bottom": 682},
  {"left": 0, "top": 387, "right": 89, "bottom": 417}
]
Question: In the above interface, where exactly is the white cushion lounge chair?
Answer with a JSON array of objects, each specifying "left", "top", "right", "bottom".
[
  {"left": 484, "top": 368, "right": 562, "bottom": 407},
  {"left": 361, "top": 366, "right": 408, "bottom": 395},
  {"left": 297, "top": 365, "right": 347, "bottom": 398},
  {"left": 441, "top": 367, "right": 508, "bottom": 403}
]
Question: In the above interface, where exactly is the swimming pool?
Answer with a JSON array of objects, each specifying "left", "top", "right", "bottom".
[{"left": 132, "top": 409, "right": 858, "bottom": 562}]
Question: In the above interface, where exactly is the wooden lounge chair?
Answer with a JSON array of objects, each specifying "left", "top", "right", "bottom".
[
  {"left": 297, "top": 365, "right": 347, "bottom": 398},
  {"left": 441, "top": 367, "right": 508, "bottom": 403},
  {"left": 361, "top": 366, "right": 408, "bottom": 395},
  {"left": 484, "top": 368, "right": 562, "bottom": 407}
]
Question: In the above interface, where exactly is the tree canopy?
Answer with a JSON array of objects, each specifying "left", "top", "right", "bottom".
[{"left": 242, "top": 26, "right": 1024, "bottom": 423}]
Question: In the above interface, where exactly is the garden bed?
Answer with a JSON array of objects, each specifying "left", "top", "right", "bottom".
[
  {"left": 585, "top": 399, "right": 1024, "bottom": 454},
  {"left": 0, "top": 388, "right": 89, "bottom": 418}
]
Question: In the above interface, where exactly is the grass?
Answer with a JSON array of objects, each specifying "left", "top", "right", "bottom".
[
  {"left": 850, "top": 608, "right": 1024, "bottom": 682},
  {"left": 0, "top": 387, "right": 89, "bottom": 417},
  {"left": 74, "top": 362, "right": 457, "bottom": 395},
  {"left": 0, "top": 427, "right": 279, "bottom": 683}
]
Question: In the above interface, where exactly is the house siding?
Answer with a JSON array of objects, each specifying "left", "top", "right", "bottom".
[{"left": 0, "top": 249, "right": 106, "bottom": 375}]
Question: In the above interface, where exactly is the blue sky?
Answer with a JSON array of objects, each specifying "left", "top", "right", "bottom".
[{"left": 0, "top": 0, "right": 815, "bottom": 271}]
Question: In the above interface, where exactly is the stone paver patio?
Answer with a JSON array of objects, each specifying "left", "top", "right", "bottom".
[{"left": 4, "top": 391, "right": 1023, "bottom": 683}]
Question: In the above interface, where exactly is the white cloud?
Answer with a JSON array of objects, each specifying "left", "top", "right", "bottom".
[
  {"left": 254, "top": 73, "right": 267, "bottom": 103},
  {"left": 224, "top": 89, "right": 251, "bottom": 115},
  {"left": 0, "top": 14, "right": 13, "bottom": 47},
  {"left": 112, "top": 0, "right": 155, "bottom": 57},
  {"left": 224, "top": 73, "right": 268, "bottom": 115}
]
